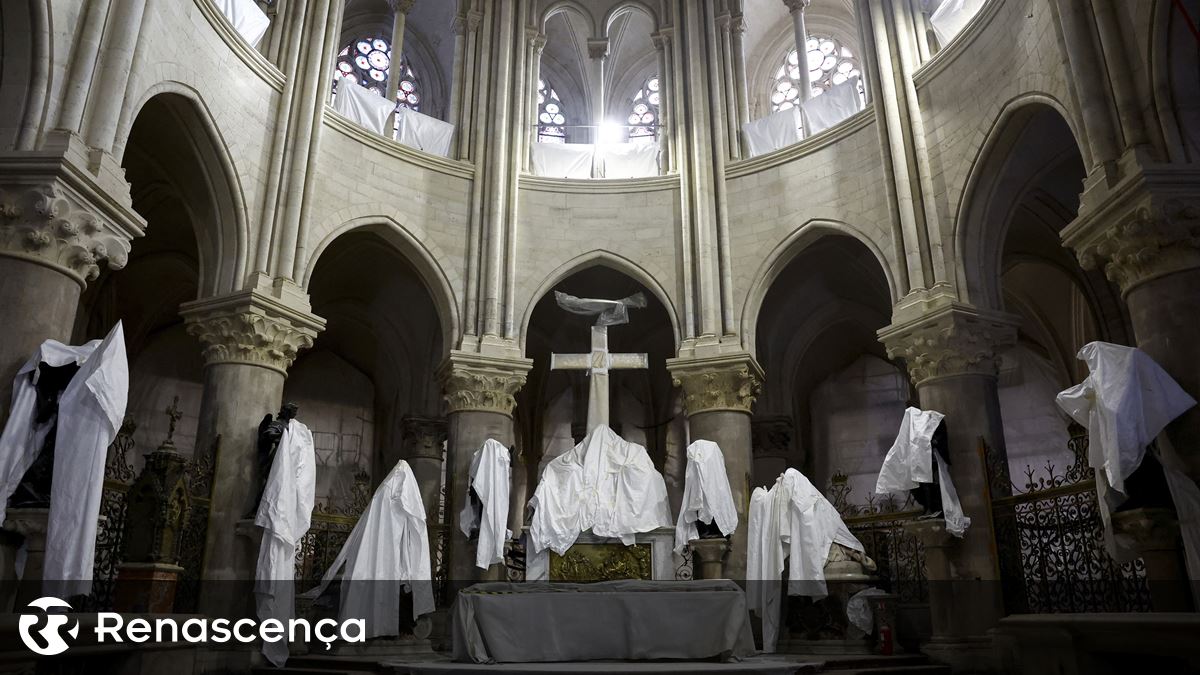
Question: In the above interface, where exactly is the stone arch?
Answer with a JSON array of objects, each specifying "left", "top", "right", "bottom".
[
  {"left": 519, "top": 249, "right": 681, "bottom": 353},
  {"left": 740, "top": 219, "right": 897, "bottom": 356},
  {"left": 601, "top": 1, "right": 659, "bottom": 35},
  {"left": 541, "top": 0, "right": 597, "bottom": 35},
  {"left": 1150, "top": 0, "right": 1200, "bottom": 163},
  {"left": 303, "top": 215, "right": 461, "bottom": 355},
  {"left": 0, "top": 0, "right": 49, "bottom": 150}
]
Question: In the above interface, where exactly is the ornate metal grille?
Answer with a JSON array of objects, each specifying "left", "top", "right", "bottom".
[
  {"left": 88, "top": 417, "right": 138, "bottom": 610},
  {"left": 174, "top": 433, "right": 219, "bottom": 614},
  {"left": 830, "top": 473, "right": 929, "bottom": 604}
]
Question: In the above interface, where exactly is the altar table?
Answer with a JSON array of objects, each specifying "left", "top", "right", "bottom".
[{"left": 452, "top": 580, "right": 756, "bottom": 664}]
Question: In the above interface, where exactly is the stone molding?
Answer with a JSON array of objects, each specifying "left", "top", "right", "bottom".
[
  {"left": 587, "top": 38, "right": 610, "bottom": 60},
  {"left": 181, "top": 290, "right": 325, "bottom": 374},
  {"left": 401, "top": 415, "right": 448, "bottom": 460},
  {"left": 783, "top": 0, "right": 812, "bottom": 14},
  {"left": 878, "top": 304, "right": 1018, "bottom": 386},
  {"left": 667, "top": 353, "right": 764, "bottom": 415},
  {"left": 438, "top": 351, "right": 532, "bottom": 417}
]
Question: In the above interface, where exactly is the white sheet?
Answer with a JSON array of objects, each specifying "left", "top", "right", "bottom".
[
  {"left": 929, "top": 0, "right": 986, "bottom": 47},
  {"left": 674, "top": 440, "right": 738, "bottom": 554},
  {"left": 301, "top": 460, "right": 432, "bottom": 638},
  {"left": 254, "top": 419, "right": 316, "bottom": 667},
  {"left": 43, "top": 323, "right": 127, "bottom": 600},
  {"left": 396, "top": 107, "right": 455, "bottom": 157},
  {"left": 1056, "top": 342, "right": 1197, "bottom": 563},
  {"left": 0, "top": 339, "right": 100, "bottom": 527},
  {"left": 801, "top": 77, "right": 862, "bottom": 136},
  {"left": 531, "top": 142, "right": 595, "bottom": 179},
  {"left": 527, "top": 425, "right": 671, "bottom": 555},
  {"left": 459, "top": 439, "right": 511, "bottom": 570},
  {"left": 742, "top": 107, "right": 800, "bottom": 158},
  {"left": 875, "top": 407, "right": 970, "bottom": 537},
  {"left": 746, "top": 486, "right": 784, "bottom": 652},
  {"left": 213, "top": 0, "right": 270, "bottom": 48},
  {"left": 332, "top": 78, "right": 396, "bottom": 136},
  {"left": 596, "top": 143, "right": 659, "bottom": 179},
  {"left": 779, "top": 469, "right": 864, "bottom": 598}
]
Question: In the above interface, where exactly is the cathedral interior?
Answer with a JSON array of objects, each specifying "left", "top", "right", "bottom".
[{"left": 0, "top": 0, "right": 1199, "bottom": 673}]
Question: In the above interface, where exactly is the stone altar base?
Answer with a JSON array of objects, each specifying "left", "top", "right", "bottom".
[{"left": 114, "top": 562, "right": 184, "bottom": 613}]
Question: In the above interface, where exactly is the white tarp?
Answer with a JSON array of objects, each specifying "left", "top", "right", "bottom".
[
  {"left": 928, "top": 0, "right": 986, "bottom": 47},
  {"left": 531, "top": 142, "right": 595, "bottom": 179},
  {"left": 1056, "top": 342, "right": 1198, "bottom": 565},
  {"left": 0, "top": 339, "right": 101, "bottom": 526},
  {"left": 742, "top": 107, "right": 800, "bottom": 158},
  {"left": 596, "top": 143, "right": 659, "bottom": 179},
  {"left": 214, "top": 0, "right": 270, "bottom": 48},
  {"left": 459, "top": 439, "right": 512, "bottom": 570},
  {"left": 801, "top": 78, "right": 862, "bottom": 136},
  {"left": 875, "top": 407, "right": 971, "bottom": 537},
  {"left": 332, "top": 78, "right": 396, "bottom": 136},
  {"left": 301, "top": 460, "right": 432, "bottom": 638},
  {"left": 527, "top": 424, "right": 671, "bottom": 555},
  {"left": 674, "top": 440, "right": 738, "bottom": 554},
  {"left": 43, "top": 323, "right": 128, "bottom": 599},
  {"left": 254, "top": 419, "right": 316, "bottom": 667},
  {"left": 396, "top": 107, "right": 455, "bottom": 158}
]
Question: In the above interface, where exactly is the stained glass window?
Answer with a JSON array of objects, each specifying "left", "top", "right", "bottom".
[
  {"left": 334, "top": 37, "right": 420, "bottom": 112},
  {"left": 626, "top": 75, "right": 660, "bottom": 144},
  {"left": 770, "top": 35, "right": 864, "bottom": 115},
  {"left": 537, "top": 78, "right": 567, "bottom": 143}
]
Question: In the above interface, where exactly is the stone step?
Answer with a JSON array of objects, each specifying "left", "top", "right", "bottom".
[{"left": 821, "top": 667, "right": 949, "bottom": 675}]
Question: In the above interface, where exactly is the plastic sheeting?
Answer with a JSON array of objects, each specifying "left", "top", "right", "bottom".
[
  {"left": 396, "top": 107, "right": 455, "bottom": 157},
  {"left": 554, "top": 291, "right": 646, "bottom": 327},
  {"left": 332, "top": 78, "right": 396, "bottom": 136},
  {"left": 459, "top": 439, "right": 512, "bottom": 570},
  {"left": 802, "top": 78, "right": 863, "bottom": 136},
  {"left": 875, "top": 407, "right": 971, "bottom": 537},
  {"left": 531, "top": 142, "right": 595, "bottom": 179},
  {"left": 742, "top": 107, "right": 801, "bottom": 158},
  {"left": 929, "top": 0, "right": 986, "bottom": 47},
  {"left": 213, "top": 0, "right": 270, "bottom": 48},
  {"left": 596, "top": 142, "right": 660, "bottom": 179},
  {"left": 674, "top": 440, "right": 738, "bottom": 553},
  {"left": 527, "top": 424, "right": 671, "bottom": 555}
]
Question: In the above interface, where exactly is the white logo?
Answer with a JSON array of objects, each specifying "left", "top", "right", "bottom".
[{"left": 18, "top": 597, "right": 79, "bottom": 656}]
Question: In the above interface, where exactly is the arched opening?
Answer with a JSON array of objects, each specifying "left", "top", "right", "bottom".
[{"left": 539, "top": 4, "right": 595, "bottom": 143}]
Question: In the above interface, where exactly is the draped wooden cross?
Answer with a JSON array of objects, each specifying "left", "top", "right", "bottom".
[{"left": 551, "top": 325, "right": 648, "bottom": 433}]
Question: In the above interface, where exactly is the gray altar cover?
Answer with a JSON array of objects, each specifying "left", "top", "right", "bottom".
[{"left": 452, "top": 580, "right": 756, "bottom": 663}]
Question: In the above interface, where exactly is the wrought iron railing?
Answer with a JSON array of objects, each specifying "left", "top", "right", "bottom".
[
  {"left": 88, "top": 417, "right": 138, "bottom": 610},
  {"left": 829, "top": 474, "right": 929, "bottom": 604}
]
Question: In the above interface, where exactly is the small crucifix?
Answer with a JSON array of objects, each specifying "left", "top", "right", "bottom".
[
  {"left": 163, "top": 395, "right": 182, "bottom": 447},
  {"left": 550, "top": 292, "right": 649, "bottom": 433}
]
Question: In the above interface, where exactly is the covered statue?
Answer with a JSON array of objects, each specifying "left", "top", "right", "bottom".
[
  {"left": 875, "top": 407, "right": 970, "bottom": 537},
  {"left": 459, "top": 439, "right": 512, "bottom": 570},
  {"left": 674, "top": 439, "right": 738, "bottom": 554}
]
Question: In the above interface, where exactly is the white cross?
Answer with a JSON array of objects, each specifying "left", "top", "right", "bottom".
[{"left": 551, "top": 325, "right": 648, "bottom": 433}]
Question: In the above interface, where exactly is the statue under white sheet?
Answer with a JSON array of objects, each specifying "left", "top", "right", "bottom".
[
  {"left": 255, "top": 414, "right": 316, "bottom": 667},
  {"left": 1056, "top": 341, "right": 1198, "bottom": 570},
  {"left": 303, "top": 459, "right": 433, "bottom": 640},
  {"left": 674, "top": 439, "right": 738, "bottom": 554},
  {"left": 459, "top": 439, "right": 512, "bottom": 570},
  {"left": 875, "top": 407, "right": 970, "bottom": 537},
  {"left": 527, "top": 424, "right": 671, "bottom": 556}
]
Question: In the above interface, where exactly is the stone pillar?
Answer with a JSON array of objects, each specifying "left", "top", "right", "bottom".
[
  {"left": 690, "top": 538, "right": 730, "bottom": 580},
  {"left": 783, "top": 0, "right": 813, "bottom": 102},
  {"left": 668, "top": 353, "right": 763, "bottom": 580},
  {"left": 181, "top": 290, "right": 323, "bottom": 618},
  {"left": 751, "top": 416, "right": 793, "bottom": 489},
  {"left": 384, "top": 0, "right": 416, "bottom": 133},
  {"left": 401, "top": 416, "right": 448, "bottom": 527},
  {"left": 651, "top": 30, "right": 673, "bottom": 173},
  {"left": 1111, "top": 508, "right": 1192, "bottom": 612},
  {"left": 586, "top": 38, "right": 609, "bottom": 141},
  {"left": 524, "top": 32, "right": 547, "bottom": 173},
  {"left": 730, "top": 13, "right": 750, "bottom": 151},
  {"left": 879, "top": 303, "right": 1019, "bottom": 640},
  {"left": 438, "top": 351, "right": 530, "bottom": 585}
]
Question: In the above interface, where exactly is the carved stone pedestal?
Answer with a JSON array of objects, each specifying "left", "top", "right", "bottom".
[
  {"left": 689, "top": 538, "right": 729, "bottom": 579},
  {"left": 1111, "top": 507, "right": 1192, "bottom": 612},
  {"left": 114, "top": 562, "right": 184, "bottom": 613}
]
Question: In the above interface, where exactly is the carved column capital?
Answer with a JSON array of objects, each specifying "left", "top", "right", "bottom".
[
  {"left": 388, "top": 0, "right": 416, "bottom": 14},
  {"left": 181, "top": 290, "right": 325, "bottom": 375},
  {"left": 878, "top": 304, "right": 1019, "bottom": 386},
  {"left": 401, "top": 415, "right": 448, "bottom": 460},
  {"left": 1063, "top": 170, "right": 1200, "bottom": 296},
  {"left": 667, "top": 353, "right": 764, "bottom": 415},
  {"left": 438, "top": 351, "right": 532, "bottom": 417},
  {"left": 783, "top": 0, "right": 812, "bottom": 15}
]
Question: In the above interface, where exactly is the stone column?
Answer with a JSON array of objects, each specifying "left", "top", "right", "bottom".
[
  {"left": 1112, "top": 508, "right": 1192, "bottom": 612},
  {"left": 783, "top": 0, "right": 813, "bottom": 102},
  {"left": 384, "top": 0, "right": 416, "bottom": 133},
  {"left": 879, "top": 303, "right": 1018, "bottom": 640},
  {"left": 586, "top": 38, "right": 610, "bottom": 142},
  {"left": 438, "top": 351, "right": 530, "bottom": 585},
  {"left": 401, "top": 415, "right": 448, "bottom": 527},
  {"left": 730, "top": 13, "right": 750, "bottom": 152},
  {"left": 668, "top": 353, "right": 763, "bottom": 580},
  {"left": 181, "top": 290, "right": 323, "bottom": 618},
  {"left": 750, "top": 416, "right": 793, "bottom": 488},
  {"left": 716, "top": 11, "right": 740, "bottom": 159},
  {"left": 651, "top": 30, "right": 673, "bottom": 173}
]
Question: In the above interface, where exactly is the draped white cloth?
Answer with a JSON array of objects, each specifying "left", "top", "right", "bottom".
[
  {"left": 43, "top": 323, "right": 128, "bottom": 599},
  {"left": 254, "top": 419, "right": 316, "bottom": 667},
  {"left": 528, "top": 425, "right": 671, "bottom": 555},
  {"left": 875, "top": 407, "right": 970, "bottom": 537},
  {"left": 396, "top": 107, "right": 455, "bottom": 157},
  {"left": 554, "top": 291, "right": 647, "bottom": 327},
  {"left": 747, "top": 468, "right": 864, "bottom": 652},
  {"left": 531, "top": 142, "right": 595, "bottom": 179},
  {"left": 459, "top": 439, "right": 512, "bottom": 570},
  {"left": 1056, "top": 342, "right": 1198, "bottom": 564},
  {"left": 333, "top": 78, "right": 396, "bottom": 136},
  {"left": 0, "top": 339, "right": 101, "bottom": 527},
  {"left": 674, "top": 440, "right": 738, "bottom": 554},
  {"left": 301, "top": 460, "right": 432, "bottom": 639},
  {"left": 596, "top": 142, "right": 659, "bottom": 179},
  {"left": 801, "top": 78, "right": 862, "bottom": 136},
  {"left": 929, "top": 0, "right": 986, "bottom": 47},
  {"left": 742, "top": 107, "right": 800, "bottom": 158},
  {"left": 214, "top": 0, "right": 271, "bottom": 48}
]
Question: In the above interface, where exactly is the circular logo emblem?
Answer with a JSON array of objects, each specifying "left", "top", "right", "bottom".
[{"left": 18, "top": 597, "right": 79, "bottom": 656}]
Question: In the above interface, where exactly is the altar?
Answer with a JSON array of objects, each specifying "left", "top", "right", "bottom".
[{"left": 524, "top": 527, "right": 676, "bottom": 582}]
